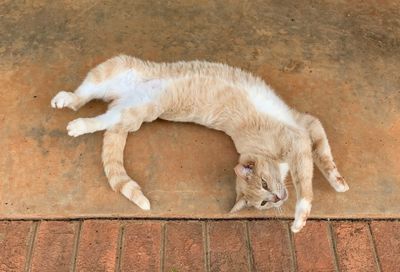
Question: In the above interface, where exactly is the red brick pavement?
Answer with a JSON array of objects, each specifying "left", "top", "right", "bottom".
[{"left": 0, "top": 219, "right": 396, "bottom": 271}]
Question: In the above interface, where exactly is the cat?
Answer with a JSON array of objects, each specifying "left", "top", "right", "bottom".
[{"left": 51, "top": 55, "right": 349, "bottom": 232}]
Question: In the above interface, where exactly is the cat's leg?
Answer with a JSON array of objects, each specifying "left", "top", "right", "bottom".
[
  {"left": 297, "top": 113, "right": 349, "bottom": 192},
  {"left": 102, "top": 129, "right": 150, "bottom": 210},
  {"left": 117, "top": 103, "right": 161, "bottom": 132},
  {"left": 51, "top": 56, "right": 137, "bottom": 110},
  {"left": 66, "top": 102, "right": 160, "bottom": 137},
  {"left": 66, "top": 108, "right": 121, "bottom": 137},
  {"left": 288, "top": 133, "right": 314, "bottom": 233},
  {"left": 51, "top": 78, "right": 108, "bottom": 111}
]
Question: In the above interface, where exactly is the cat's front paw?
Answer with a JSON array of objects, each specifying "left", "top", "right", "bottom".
[
  {"left": 291, "top": 218, "right": 307, "bottom": 233},
  {"left": 334, "top": 178, "right": 349, "bottom": 192},
  {"left": 328, "top": 171, "right": 349, "bottom": 192},
  {"left": 67, "top": 118, "right": 88, "bottom": 137},
  {"left": 291, "top": 199, "right": 311, "bottom": 233},
  {"left": 51, "top": 91, "right": 77, "bottom": 110}
]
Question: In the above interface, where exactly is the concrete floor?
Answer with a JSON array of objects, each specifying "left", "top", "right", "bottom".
[{"left": 0, "top": 1, "right": 399, "bottom": 219}]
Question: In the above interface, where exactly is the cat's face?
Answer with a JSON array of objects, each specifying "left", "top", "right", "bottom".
[{"left": 230, "top": 159, "right": 288, "bottom": 213}]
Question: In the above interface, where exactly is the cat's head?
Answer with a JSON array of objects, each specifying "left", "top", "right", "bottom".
[{"left": 230, "top": 157, "right": 288, "bottom": 213}]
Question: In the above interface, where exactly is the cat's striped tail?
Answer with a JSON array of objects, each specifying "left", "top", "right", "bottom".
[{"left": 102, "top": 130, "right": 151, "bottom": 210}]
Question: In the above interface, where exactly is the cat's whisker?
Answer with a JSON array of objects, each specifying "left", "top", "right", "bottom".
[
  {"left": 272, "top": 207, "right": 278, "bottom": 218},
  {"left": 273, "top": 206, "right": 282, "bottom": 217}
]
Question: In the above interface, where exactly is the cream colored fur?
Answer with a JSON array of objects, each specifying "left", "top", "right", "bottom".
[{"left": 51, "top": 55, "right": 349, "bottom": 232}]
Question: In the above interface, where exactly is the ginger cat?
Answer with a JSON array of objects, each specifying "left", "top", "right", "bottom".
[{"left": 51, "top": 55, "right": 349, "bottom": 232}]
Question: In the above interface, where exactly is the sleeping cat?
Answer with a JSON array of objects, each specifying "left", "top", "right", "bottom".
[{"left": 51, "top": 55, "right": 349, "bottom": 232}]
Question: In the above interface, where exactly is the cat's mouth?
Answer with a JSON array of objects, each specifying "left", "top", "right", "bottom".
[
  {"left": 256, "top": 202, "right": 285, "bottom": 212},
  {"left": 258, "top": 192, "right": 288, "bottom": 210},
  {"left": 262, "top": 191, "right": 287, "bottom": 205},
  {"left": 257, "top": 200, "right": 282, "bottom": 210}
]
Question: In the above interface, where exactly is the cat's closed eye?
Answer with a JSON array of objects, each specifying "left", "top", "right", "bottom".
[{"left": 262, "top": 178, "right": 269, "bottom": 190}]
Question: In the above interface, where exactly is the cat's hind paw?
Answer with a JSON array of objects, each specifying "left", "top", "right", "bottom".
[
  {"left": 67, "top": 118, "right": 89, "bottom": 137},
  {"left": 51, "top": 91, "right": 77, "bottom": 110}
]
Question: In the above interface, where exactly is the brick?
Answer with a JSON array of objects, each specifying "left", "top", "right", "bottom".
[
  {"left": 121, "top": 221, "right": 162, "bottom": 271},
  {"left": 332, "top": 221, "right": 377, "bottom": 272},
  {"left": 371, "top": 221, "right": 400, "bottom": 272},
  {"left": 164, "top": 221, "right": 204, "bottom": 271},
  {"left": 293, "top": 221, "right": 336, "bottom": 272},
  {"left": 31, "top": 221, "right": 77, "bottom": 272},
  {"left": 248, "top": 220, "right": 292, "bottom": 272},
  {"left": 208, "top": 221, "right": 249, "bottom": 272},
  {"left": 0, "top": 221, "right": 33, "bottom": 272},
  {"left": 75, "top": 220, "right": 120, "bottom": 272}
]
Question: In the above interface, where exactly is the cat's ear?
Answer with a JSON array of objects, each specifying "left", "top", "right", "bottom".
[
  {"left": 234, "top": 162, "right": 254, "bottom": 181},
  {"left": 230, "top": 197, "right": 247, "bottom": 213}
]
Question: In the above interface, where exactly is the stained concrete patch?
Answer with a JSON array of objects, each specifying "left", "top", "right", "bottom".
[{"left": 0, "top": 1, "right": 399, "bottom": 219}]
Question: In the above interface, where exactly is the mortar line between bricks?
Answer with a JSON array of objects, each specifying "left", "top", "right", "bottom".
[
  {"left": 24, "top": 221, "right": 39, "bottom": 272},
  {"left": 286, "top": 222, "right": 297, "bottom": 272},
  {"left": 115, "top": 223, "right": 125, "bottom": 272},
  {"left": 205, "top": 221, "right": 211, "bottom": 272},
  {"left": 3, "top": 217, "right": 400, "bottom": 222},
  {"left": 244, "top": 221, "right": 255, "bottom": 272},
  {"left": 71, "top": 220, "right": 82, "bottom": 272},
  {"left": 367, "top": 222, "right": 382, "bottom": 272},
  {"left": 328, "top": 222, "right": 340, "bottom": 272},
  {"left": 0, "top": 216, "right": 400, "bottom": 222},
  {"left": 202, "top": 221, "right": 210, "bottom": 272},
  {"left": 160, "top": 222, "right": 166, "bottom": 272}
]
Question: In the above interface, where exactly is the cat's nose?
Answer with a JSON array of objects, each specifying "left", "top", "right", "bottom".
[{"left": 272, "top": 194, "right": 281, "bottom": 203}]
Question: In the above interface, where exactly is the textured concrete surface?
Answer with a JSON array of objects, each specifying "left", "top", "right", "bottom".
[
  {"left": 0, "top": 1, "right": 399, "bottom": 219},
  {"left": 1, "top": 219, "right": 396, "bottom": 271}
]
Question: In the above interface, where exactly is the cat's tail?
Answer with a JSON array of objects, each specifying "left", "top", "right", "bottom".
[{"left": 102, "top": 130, "right": 151, "bottom": 210}]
